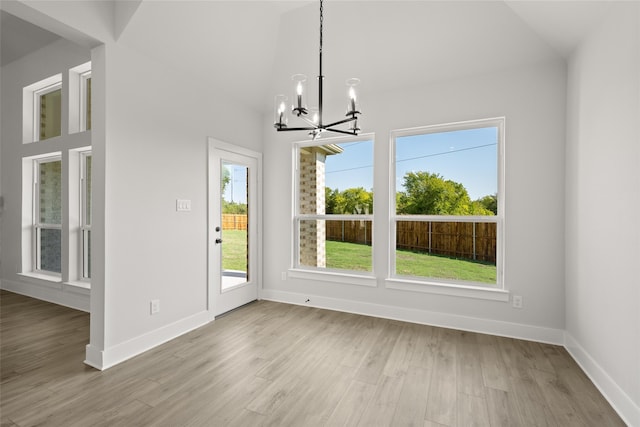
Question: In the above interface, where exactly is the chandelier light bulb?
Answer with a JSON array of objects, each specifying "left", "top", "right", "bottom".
[
  {"left": 346, "top": 78, "right": 361, "bottom": 117},
  {"left": 273, "top": 95, "right": 289, "bottom": 129},
  {"left": 292, "top": 74, "right": 308, "bottom": 116}
]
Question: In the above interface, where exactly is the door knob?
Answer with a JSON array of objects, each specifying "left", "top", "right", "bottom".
[{"left": 215, "top": 238, "right": 223, "bottom": 244}]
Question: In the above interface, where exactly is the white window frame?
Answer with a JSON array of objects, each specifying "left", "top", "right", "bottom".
[
  {"left": 80, "top": 151, "right": 92, "bottom": 280},
  {"left": 79, "top": 71, "right": 92, "bottom": 132},
  {"left": 33, "top": 81, "right": 63, "bottom": 142},
  {"left": 387, "top": 118, "right": 508, "bottom": 301},
  {"left": 290, "top": 134, "right": 377, "bottom": 287},
  {"left": 68, "top": 61, "right": 91, "bottom": 135},
  {"left": 23, "top": 74, "right": 63, "bottom": 144},
  {"left": 33, "top": 155, "right": 63, "bottom": 276}
]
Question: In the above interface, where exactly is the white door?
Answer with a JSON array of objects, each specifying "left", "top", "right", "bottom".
[{"left": 208, "top": 139, "right": 261, "bottom": 316}]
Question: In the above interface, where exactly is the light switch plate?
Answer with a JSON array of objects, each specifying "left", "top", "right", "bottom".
[{"left": 176, "top": 199, "right": 191, "bottom": 211}]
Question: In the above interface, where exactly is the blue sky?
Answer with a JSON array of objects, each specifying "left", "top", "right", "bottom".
[
  {"left": 325, "top": 127, "right": 498, "bottom": 200},
  {"left": 223, "top": 163, "right": 248, "bottom": 204}
]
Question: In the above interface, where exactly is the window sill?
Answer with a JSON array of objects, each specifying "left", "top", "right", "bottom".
[
  {"left": 288, "top": 268, "right": 377, "bottom": 287},
  {"left": 385, "top": 277, "right": 509, "bottom": 301},
  {"left": 18, "top": 271, "right": 61, "bottom": 284},
  {"left": 63, "top": 281, "right": 91, "bottom": 295}
]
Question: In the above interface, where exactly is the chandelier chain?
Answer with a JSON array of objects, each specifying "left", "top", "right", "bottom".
[{"left": 319, "top": 0, "right": 323, "bottom": 56}]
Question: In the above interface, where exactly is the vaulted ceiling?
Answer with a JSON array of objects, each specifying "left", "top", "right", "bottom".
[{"left": 1, "top": 1, "right": 614, "bottom": 112}]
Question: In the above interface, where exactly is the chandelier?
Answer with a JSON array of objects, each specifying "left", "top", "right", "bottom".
[{"left": 273, "top": 0, "right": 362, "bottom": 139}]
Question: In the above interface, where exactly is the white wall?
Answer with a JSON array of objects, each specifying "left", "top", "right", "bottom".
[
  {"left": 85, "top": 41, "right": 263, "bottom": 368},
  {"left": 565, "top": 3, "right": 640, "bottom": 425},
  {"left": 0, "top": 38, "right": 91, "bottom": 310},
  {"left": 263, "top": 59, "right": 567, "bottom": 342}
]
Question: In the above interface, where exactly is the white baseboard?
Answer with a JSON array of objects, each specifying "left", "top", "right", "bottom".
[
  {"left": 565, "top": 332, "right": 640, "bottom": 427},
  {"left": 84, "top": 344, "right": 105, "bottom": 370},
  {"left": 260, "top": 289, "right": 565, "bottom": 345},
  {"left": 1, "top": 277, "right": 90, "bottom": 312},
  {"left": 84, "top": 310, "right": 214, "bottom": 371}
]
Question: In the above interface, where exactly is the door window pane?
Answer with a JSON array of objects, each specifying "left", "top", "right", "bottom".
[{"left": 221, "top": 162, "right": 248, "bottom": 290}]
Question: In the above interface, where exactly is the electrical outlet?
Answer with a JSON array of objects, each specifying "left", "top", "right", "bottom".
[
  {"left": 150, "top": 299, "right": 160, "bottom": 315},
  {"left": 512, "top": 295, "right": 523, "bottom": 309},
  {"left": 281, "top": 271, "right": 287, "bottom": 281}
]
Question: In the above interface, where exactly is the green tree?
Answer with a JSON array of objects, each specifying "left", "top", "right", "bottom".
[
  {"left": 221, "top": 166, "right": 231, "bottom": 194},
  {"left": 222, "top": 201, "right": 247, "bottom": 214},
  {"left": 397, "top": 171, "right": 493, "bottom": 216},
  {"left": 476, "top": 194, "right": 497, "bottom": 215},
  {"left": 339, "top": 187, "right": 373, "bottom": 214},
  {"left": 326, "top": 187, "right": 373, "bottom": 214},
  {"left": 325, "top": 187, "right": 339, "bottom": 214}
]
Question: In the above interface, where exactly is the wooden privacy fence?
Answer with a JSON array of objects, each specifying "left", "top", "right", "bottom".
[
  {"left": 222, "top": 214, "right": 247, "bottom": 231},
  {"left": 225, "top": 215, "right": 496, "bottom": 263},
  {"left": 327, "top": 219, "right": 496, "bottom": 263},
  {"left": 394, "top": 221, "right": 496, "bottom": 263},
  {"left": 326, "top": 219, "right": 373, "bottom": 246}
]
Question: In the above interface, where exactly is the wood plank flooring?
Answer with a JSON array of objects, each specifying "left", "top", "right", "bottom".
[{"left": 0, "top": 290, "right": 626, "bottom": 426}]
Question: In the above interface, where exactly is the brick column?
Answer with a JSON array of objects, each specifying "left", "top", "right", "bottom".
[{"left": 299, "top": 148, "right": 326, "bottom": 267}]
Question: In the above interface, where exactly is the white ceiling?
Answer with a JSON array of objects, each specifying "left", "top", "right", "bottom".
[{"left": 1, "top": 1, "right": 616, "bottom": 112}]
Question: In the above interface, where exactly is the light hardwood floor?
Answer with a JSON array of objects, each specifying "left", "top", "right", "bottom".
[{"left": 0, "top": 290, "right": 625, "bottom": 426}]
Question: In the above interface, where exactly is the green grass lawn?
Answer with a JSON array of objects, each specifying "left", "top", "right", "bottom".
[
  {"left": 326, "top": 240, "right": 496, "bottom": 284},
  {"left": 222, "top": 231, "right": 496, "bottom": 284},
  {"left": 394, "top": 248, "right": 496, "bottom": 284},
  {"left": 222, "top": 229, "right": 248, "bottom": 271}
]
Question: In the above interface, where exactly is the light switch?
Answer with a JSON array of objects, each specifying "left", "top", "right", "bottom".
[{"left": 176, "top": 199, "right": 191, "bottom": 211}]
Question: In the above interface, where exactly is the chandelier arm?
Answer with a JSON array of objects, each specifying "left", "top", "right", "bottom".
[
  {"left": 323, "top": 116, "right": 358, "bottom": 128},
  {"left": 276, "top": 127, "right": 318, "bottom": 132},
  {"left": 325, "top": 128, "right": 360, "bottom": 136},
  {"left": 300, "top": 116, "right": 320, "bottom": 127}
]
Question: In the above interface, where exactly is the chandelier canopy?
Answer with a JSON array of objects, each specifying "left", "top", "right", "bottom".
[{"left": 273, "top": 0, "right": 362, "bottom": 139}]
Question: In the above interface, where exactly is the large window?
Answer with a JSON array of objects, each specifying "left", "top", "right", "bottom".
[
  {"left": 391, "top": 118, "right": 504, "bottom": 288},
  {"left": 34, "top": 157, "right": 63, "bottom": 274},
  {"left": 294, "top": 138, "right": 374, "bottom": 274}
]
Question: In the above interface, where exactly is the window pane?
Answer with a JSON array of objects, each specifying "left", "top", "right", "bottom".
[
  {"left": 39, "top": 88, "right": 62, "bottom": 140},
  {"left": 396, "top": 127, "right": 497, "bottom": 215},
  {"left": 299, "top": 219, "right": 372, "bottom": 272},
  {"left": 83, "top": 229, "right": 91, "bottom": 279},
  {"left": 395, "top": 220, "right": 496, "bottom": 284},
  {"left": 221, "top": 162, "right": 249, "bottom": 289},
  {"left": 39, "top": 160, "right": 62, "bottom": 224},
  {"left": 39, "top": 228, "right": 61, "bottom": 273},
  {"left": 299, "top": 141, "right": 373, "bottom": 215},
  {"left": 85, "top": 155, "right": 92, "bottom": 225},
  {"left": 86, "top": 77, "right": 92, "bottom": 130}
]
